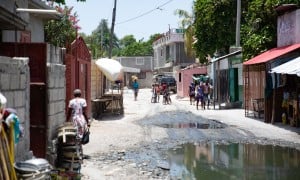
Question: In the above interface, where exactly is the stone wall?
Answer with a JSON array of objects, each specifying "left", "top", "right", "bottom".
[{"left": 0, "top": 56, "right": 30, "bottom": 161}]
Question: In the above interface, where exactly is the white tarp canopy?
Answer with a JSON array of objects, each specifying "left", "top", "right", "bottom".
[
  {"left": 270, "top": 57, "right": 300, "bottom": 77},
  {"left": 95, "top": 58, "right": 124, "bottom": 81}
]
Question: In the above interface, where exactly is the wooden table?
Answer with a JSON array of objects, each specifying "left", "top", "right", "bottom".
[{"left": 92, "top": 93, "right": 123, "bottom": 118}]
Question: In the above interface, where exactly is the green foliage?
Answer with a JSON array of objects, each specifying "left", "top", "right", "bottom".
[
  {"left": 175, "top": 9, "right": 196, "bottom": 59},
  {"left": 118, "top": 36, "right": 153, "bottom": 56},
  {"left": 240, "top": 0, "right": 285, "bottom": 61},
  {"left": 44, "top": 6, "right": 78, "bottom": 47},
  {"left": 193, "top": 0, "right": 236, "bottom": 63},
  {"left": 87, "top": 19, "right": 118, "bottom": 58}
]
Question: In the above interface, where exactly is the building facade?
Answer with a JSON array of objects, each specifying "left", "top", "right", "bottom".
[
  {"left": 152, "top": 28, "right": 195, "bottom": 76},
  {"left": 116, "top": 56, "right": 153, "bottom": 88}
]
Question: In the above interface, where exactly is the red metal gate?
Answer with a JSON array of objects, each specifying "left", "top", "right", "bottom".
[
  {"left": 0, "top": 42, "right": 47, "bottom": 157},
  {"left": 65, "top": 37, "right": 91, "bottom": 117}
]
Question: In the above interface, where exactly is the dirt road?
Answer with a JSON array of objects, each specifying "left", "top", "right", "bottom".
[{"left": 81, "top": 88, "right": 300, "bottom": 179}]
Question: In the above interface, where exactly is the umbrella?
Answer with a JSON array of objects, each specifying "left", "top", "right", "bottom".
[{"left": 95, "top": 58, "right": 123, "bottom": 81}]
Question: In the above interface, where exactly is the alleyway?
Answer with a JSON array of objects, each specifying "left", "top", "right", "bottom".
[{"left": 81, "top": 88, "right": 300, "bottom": 179}]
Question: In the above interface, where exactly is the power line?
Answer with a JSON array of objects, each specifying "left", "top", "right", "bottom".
[{"left": 116, "top": 0, "right": 175, "bottom": 25}]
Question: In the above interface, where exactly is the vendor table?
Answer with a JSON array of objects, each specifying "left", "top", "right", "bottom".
[{"left": 92, "top": 92, "right": 123, "bottom": 119}]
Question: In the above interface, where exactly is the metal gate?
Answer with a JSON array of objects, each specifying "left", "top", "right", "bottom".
[{"left": 0, "top": 42, "right": 47, "bottom": 157}]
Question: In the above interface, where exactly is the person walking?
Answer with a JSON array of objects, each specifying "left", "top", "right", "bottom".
[
  {"left": 203, "top": 81, "right": 210, "bottom": 109},
  {"left": 195, "top": 82, "right": 204, "bottom": 110},
  {"left": 67, "top": 89, "right": 89, "bottom": 139},
  {"left": 188, "top": 82, "right": 195, "bottom": 105},
  {"left": 132, "top": 79, "right": 139, "bottom": 101},
  {"left": 155, "top": 83, "right": 160, "bottom": 102}
]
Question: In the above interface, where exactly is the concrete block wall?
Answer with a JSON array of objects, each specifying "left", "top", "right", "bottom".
[
  {"left": 46, "top": 45, "right": 66, "bottom": 163},
  {"left": 138, "top": 71, "right": 154, "bottom": 88},
  {"left": 0, "top": 56, "right": 30, "bottom": 161},
  {"left": 46, "top": 63, "right": 66, "bottom": 142}
]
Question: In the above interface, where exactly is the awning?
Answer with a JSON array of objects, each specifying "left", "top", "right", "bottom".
[
  {"left": 243, "top": 43, "right": 300, "bottom": 65},
  {"left": 95, "top": 58, "right": 123, "bottom": 81},
  {"left": 269, "top": 57, "right": 300, "bottom": 76}
]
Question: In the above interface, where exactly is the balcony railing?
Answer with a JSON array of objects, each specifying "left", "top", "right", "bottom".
[{"left": 153, "top": 29, "right": 184, "bottom": 48}]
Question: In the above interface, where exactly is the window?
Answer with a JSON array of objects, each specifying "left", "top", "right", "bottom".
[
  {"left": 137, "top": 72, "right": 146, "bottom": 79},
  {"left": 136, "top": 57, "right": 144, "bottom": 65}
]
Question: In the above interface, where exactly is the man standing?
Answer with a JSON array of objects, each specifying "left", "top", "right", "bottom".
[
  {"left": 132, "top": 79, "right": 139, "bottom": 101},
  {"left": 188, "top": 82, "right": 195, "bottom": 105},
  {"left": 67, "top": 89, "right": 89, "bottom": 139}
]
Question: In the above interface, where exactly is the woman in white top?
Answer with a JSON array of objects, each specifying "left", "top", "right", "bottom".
[{"left": 67, "top": 89, "right": 89, "bottom": 139}]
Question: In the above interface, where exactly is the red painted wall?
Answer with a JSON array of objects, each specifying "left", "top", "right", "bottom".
[{"left": 176, "top": 66, "right": 207, "bottom": 97}]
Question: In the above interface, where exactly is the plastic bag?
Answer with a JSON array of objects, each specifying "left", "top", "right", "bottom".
[{"left": 81, "top": 128, "right": 90, "bottom": 145}]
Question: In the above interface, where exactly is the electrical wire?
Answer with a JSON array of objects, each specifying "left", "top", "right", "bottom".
[{"left": 116, "top": 0, "right": 175, "bottom": 25}]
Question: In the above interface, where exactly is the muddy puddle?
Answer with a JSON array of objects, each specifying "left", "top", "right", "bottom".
[
  {"left": 166, "top": 143, "right": 300, "bottom": 179},
  {"left": 158, "top": 120, "right": 226, "bottom": 129}
]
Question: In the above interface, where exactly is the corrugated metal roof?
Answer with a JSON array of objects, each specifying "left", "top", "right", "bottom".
[
  {"left": 243, "top": 43, "right": 300, "bottom": 65},
  {"left": 270, "top": 56, "right": 300, "bottom": 76}
]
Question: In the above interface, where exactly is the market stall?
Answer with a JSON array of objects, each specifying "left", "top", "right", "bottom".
[
  {"left": 270, "top": 57, "right": 300, "bottom": 126},
  {"left": 92, "top": 58, "right": 124, "bottom": 118}
]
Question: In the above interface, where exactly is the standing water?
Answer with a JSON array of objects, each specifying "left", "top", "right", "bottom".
[{"left": 167, "top": 143, "right": 300, "bottom": 180}]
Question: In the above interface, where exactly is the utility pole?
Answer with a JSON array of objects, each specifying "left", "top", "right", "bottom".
[
  {"left": 236, "top": 0, "right": 241, "bottom": 47},
  {"left": 109, "top": 0, "right": 117, "bottom": 58}
]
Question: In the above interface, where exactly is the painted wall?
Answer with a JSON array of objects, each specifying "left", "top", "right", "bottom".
[
  {"left": 176, "top": 66, "right": 207, "bottom": 97},
  {"left": 277, "top": 9, "right": 300, "bottom": 47}
]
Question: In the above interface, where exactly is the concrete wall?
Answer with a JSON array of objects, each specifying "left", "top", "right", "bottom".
[
  {"left": 29, "top": 15, "right": 45, "bottom": 42},
  {"left": 116, "top": 56, "right": 154, "bottom": 88},
  {"left": 46, "top": 45, "right": 66, "bottom": 162},
  {"left": 138, "top": 71, "right": 154, "bottom": 88},
  {"left": 116, "top": 56, "right": 153, "bottom": 71},
  {"left": 176, "top": 66, "right": 207, "bottom": 98},
  {"left": 277, "top": 9, "right": 300, "bottom": 47},
  {"left": 0, "top": 56, "right": 30, "bottom": 161}
]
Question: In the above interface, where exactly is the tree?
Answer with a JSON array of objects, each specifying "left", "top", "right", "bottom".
[
  {"left": 193, "top": 0, "right": 237, "bottom": 63},
  {"left": 119, "top": 35, "right": 136, "bottom": 48},
  {"left": 241, "top": 0, "right": 278, "bottom": 61},
  {"left": 89, "top": 19, "right": 119, "bottom": 58},
  {"left": 175, "top": 9, "right": 195, "bottom": 59},
  {"left": 44, "top": 6, "right": 79, "bottom": 48},
  {"left": 118, "top": 34, "right": 161, "bottom": 56}
]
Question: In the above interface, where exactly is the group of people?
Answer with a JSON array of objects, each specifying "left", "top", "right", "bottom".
[
  {"left": 151, "top": 83, "right": 171, "bottom": 104},
  {"left": 189, "top": 81, "right": 212, "bottom": 110}
]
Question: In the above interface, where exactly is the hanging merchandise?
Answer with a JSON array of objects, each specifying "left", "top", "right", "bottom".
[
  {"left": 0, "top": 92, "right": 17, "bottom": 180},
  {"left": 0, "top": 123, "right": 18, "bottom": 180}
]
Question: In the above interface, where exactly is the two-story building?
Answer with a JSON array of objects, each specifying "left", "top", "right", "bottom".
[
  {"left": 116, "top": 56, "right": 153, "bottom": 88},
  {"left": 1, "top": 0, "right": 60, "bottom": 43},
  {"left": 152, "top": 28, "right": 195, "bottom": 76}
]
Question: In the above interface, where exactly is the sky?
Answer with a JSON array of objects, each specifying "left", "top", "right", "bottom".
[{"left": 65, "top": 0, "right": 194, "bottom": 41}]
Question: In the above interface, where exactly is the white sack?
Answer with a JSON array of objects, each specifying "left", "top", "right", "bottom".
[{"left": 95, "top": 58, "right": 123, "bottom": 81}]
